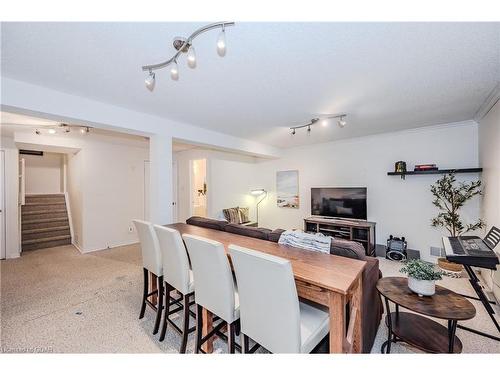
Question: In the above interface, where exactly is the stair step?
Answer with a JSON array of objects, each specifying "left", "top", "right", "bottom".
[
  {"left": 22, "top": 217, "right": 69, "bottom": 225},
  {"left": 22, "top": 225, "right": 70, "bottom": 234},
  {"left": 24, "top": 199, "right": 66, "bottom": 205},
  {"left": 25, "top": 194, "right": 65, "bottom": 198},
  {"left": 22, "top": 209, "right": 67, "bottom": 215},
  {"left": 22, "top": 238, "right": 72, "bottom": 251},
  {"left": 22, "top": 234, "right": 71, "bottom": 245}
]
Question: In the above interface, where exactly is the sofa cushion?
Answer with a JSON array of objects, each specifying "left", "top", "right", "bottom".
[
  {"left": 186, "top": 216, "right": 228, "bottom": 231},
  {"left": 224, "top": 223, "right": 272, "bottom": 240},
  {"left": 268, "top": 229, "right": 286, "bottom": 243},
  {"left": 223, "top": 207, "right": 241, "bottom": 224},
  {"left": 330, "top": 237, "right": 367, "bottom": 260}
]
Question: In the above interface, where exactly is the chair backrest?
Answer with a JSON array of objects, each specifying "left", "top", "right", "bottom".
[
  {"left": 154, "top": 225, "right": 191, "bottom": 294},
  {"left": 228, "top": 244, "right": 301, "bottom": 353},
  {"left": 182, "top": 234, "right": 237, "bottom": 323},
  {"left": 133, "top": 220, "right": 162, "bottom": 276}
]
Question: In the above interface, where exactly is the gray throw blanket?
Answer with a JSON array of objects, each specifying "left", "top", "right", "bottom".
[{"left": 278, "top": 230, "right": 331, "bottom": 254}]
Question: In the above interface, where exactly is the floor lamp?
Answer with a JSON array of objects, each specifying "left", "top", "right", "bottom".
[{"left": 250, "top": 189, "right": 267, "bottom": 225}]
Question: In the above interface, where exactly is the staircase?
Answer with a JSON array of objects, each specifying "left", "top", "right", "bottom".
[{"left": 21, "top": 194, "right": 72, "bottom": 251}]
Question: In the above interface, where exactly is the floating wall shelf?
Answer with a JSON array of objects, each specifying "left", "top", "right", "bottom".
[{"left": 388, "top": 168, "right": 483, "bottom": 179}]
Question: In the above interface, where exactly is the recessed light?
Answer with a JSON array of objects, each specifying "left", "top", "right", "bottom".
[{"left": 48, "top": 129, "right": 56, "bottom": 134}]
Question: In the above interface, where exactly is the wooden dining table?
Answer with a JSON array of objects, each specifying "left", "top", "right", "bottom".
[{"left": 155, "top": 223, "right": 366, "bottom": 353}]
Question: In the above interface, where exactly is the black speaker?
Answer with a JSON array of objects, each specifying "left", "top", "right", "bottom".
[{"left": 386, "top": 235, "right": 407, "bottom": 261}]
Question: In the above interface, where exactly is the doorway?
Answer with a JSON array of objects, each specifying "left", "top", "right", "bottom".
[{"left": 190, "top": 159, "right": 207, "bottom": 217}]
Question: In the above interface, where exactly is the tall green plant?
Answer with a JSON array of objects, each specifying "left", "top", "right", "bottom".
[{"left": 430, "top": 173, "right": 484, "bottom": 236}]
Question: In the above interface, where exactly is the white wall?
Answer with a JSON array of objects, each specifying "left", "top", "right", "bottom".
[
  {"left": 12, "top": 131, "right": 149, "bottom": 255},
  {"left": 478, "top": 99, "right": 500, "bottom": 301},
  {"left": 255, "top": 122, "right": 480, "bottom": 261},
  {"left": 24, "top": 152, "right": 63, "bottom": 194},
  {"left": 0, "top": 136, "right": 20, "bottom": 258},
  {"left": 174, "top": 149, "right": 257, "bottom": 223},
  {"left": 67, "top": 150, "right": 83, "bottom": 249}
]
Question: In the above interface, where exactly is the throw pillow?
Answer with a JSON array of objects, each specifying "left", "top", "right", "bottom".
[
  {"left": 238, "top": 207, "right": 250, "bottom": 223},
  {"left": 223, "top": 207, "right": 241, "bottom": 224}
]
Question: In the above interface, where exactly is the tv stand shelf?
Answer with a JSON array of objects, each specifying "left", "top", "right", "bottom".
[{"left": 304, "top": 217, "right": 376, "bottom": 256}]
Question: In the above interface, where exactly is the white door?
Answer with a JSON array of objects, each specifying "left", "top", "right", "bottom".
[
  {"left": 0, "top": 151, "right": 5, "bottom": 259},
  {"left": 172, "top": 161, "right": 178, "bottom": 222}
]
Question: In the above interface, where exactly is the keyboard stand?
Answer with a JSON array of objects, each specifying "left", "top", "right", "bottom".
[{"left": 456, "top": 265, "right": 500, "bottom": 342}]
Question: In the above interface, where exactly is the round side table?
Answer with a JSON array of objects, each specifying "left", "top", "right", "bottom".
[{"left": 376, "top": 277, "right": 476, "bottom": 354}]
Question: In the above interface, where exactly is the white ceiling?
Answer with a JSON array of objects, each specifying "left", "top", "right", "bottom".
[
  {"left": 0, "top": 111, "right": 196, "bottom": 152},
  {"left": 1, "top": 22, "right": 499, "bottom": 148}
]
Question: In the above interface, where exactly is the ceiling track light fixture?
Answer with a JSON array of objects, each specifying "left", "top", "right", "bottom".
[
  {"left": 142, "top": 21, "right": 235, "bottom": 91},
  {"left": 290, "top": 114, "right": 348, "bottom": 135},
  {"left": 35, "top": 123, "right": 92, "bottom": 136}
]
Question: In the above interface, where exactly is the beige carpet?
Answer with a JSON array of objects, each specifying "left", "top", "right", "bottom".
[{"left": 1, "top": 244, "right": 499, "bottom": 353}]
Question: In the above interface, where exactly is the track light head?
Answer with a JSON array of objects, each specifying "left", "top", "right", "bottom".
[
  {"left": 187, "top": 45, "right": 197, "bottom": 69},
  {"left": 337, "top": 116, "right": 347, "bottom": 128},
  {"left": 307, "top": 125, "right": 311, "bottom": 134},
  {"left": 170, "top": 60, "right": 179, "bottom": 81},
  {"left": 145, "top": 71, "right": 156, "bottom": 91},
  {"left": 291, "top": 129, "right": 296, "bottom": 135},
  {"left": 35, "top": 129, "right": 41, "bottom": 135},
  {"left": 217, "top": 26, "right": 227, "bottom": 57}
]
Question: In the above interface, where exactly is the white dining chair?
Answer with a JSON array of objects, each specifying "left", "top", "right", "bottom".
[
  {"left": 182, "top": 234, "right": 240, "bottom": 353},
  {"left": 133, "top": 219, "right": 164, "bottom": 335},
  {"left": 229, "top": 244, "right": 330, "bottom": 353},
  {"left": 153, "top": 225, "right": 195, "bottom": 353}
]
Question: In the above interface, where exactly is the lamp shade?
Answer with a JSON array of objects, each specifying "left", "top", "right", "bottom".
[{"left": 250, "top": 189, "right": 266, "bottom": 196}]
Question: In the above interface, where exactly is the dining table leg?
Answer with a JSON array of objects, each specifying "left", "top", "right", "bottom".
[
  {"left": 329, "top": 291, "right": 346, "bottom": 353},
  {"left": 202, "top": 308, "right": 214, "bottom": 353}
]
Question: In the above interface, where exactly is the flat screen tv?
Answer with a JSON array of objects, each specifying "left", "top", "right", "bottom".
[{"left": 311, "top": 187, "right": 367, "bottom": 220}]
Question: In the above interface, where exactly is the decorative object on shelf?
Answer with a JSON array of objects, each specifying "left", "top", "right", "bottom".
[
  {"left": 385, "top": 235, "right": 407, "bottom": 261},
  {"left": 276, "top": 170, "right": 299, "bottom": 208},
  {"left": 394, "top": 161, "right": 407, "bottom": 173},
  {"left": 400, "top": 259, "right": 444, "bottom": 297},
  {"left": 290, "top": 114, "right": 347, "bottom": 135},
  {"left": 35, "top": 123, "right": 91, "bottom": 136},
  {"left": 437, "top": 258, "right": 463, "bottom": 278},
  {"left": 414, "top": 163, "right": 438, "bottom": 172},
  {"left": 142, "top": 22, "right": 235, "bottom": 91},
  {"left": 430, "top": 173, "right": 485, "bottom": 237},
  {"left": 250, "top": 189, "right": 267, "bottom": 224}
]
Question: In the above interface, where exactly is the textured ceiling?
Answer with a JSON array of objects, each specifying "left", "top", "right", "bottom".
[{"left": 2, "top": 22, "right": 499, "bottom": 148}]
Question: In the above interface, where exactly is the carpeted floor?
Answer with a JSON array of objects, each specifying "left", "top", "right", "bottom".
[{"left": 1, "top": 244, "right": 499, "bottom": 354}]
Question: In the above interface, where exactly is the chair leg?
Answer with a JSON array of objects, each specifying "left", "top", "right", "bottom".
[
  {"left": 139, "top": 268, "right": 148, "bottom": 319},
  {"left": 195, "top": 304, "right": 203, "bottom": 354},
  {"left": 180, "top": 293, "right": 191, "bottom": 353},
  {"left": 159, "top": 282, "right": 173, "bottom": 342},
  {"left": 242, "top": 334, "right": 249, "bottom": 354},
  {"left": 228, "top": 322, "right": 236, "bottom": 354},
  {"left": 153, "top": 275, "right": 164, "bottom": 334}
]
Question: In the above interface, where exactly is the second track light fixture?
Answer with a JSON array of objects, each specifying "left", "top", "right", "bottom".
[
  {"left": 142, "top": 22, "right": 235, "bottom": 91},
  {"left": 290, "top": 114, "right": 347, "bottom": 136}
]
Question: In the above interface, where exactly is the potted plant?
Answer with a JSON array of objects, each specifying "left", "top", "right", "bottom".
[
  {"left": 430, "top": 173, "right": 484, "bottom": 236},
  {"left": 400, "top": 259, "right": 443, "bottom": 296}
]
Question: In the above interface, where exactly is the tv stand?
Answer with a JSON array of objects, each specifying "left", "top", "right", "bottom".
[{"left": 304, "top": 216, "right": 376, "bottom": 256}]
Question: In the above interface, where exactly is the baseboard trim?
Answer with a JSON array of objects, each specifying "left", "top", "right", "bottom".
[{"left": 78, "top": 240, "right": 139, "bottom": 254}]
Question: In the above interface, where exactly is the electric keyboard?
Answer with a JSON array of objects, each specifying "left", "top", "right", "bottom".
[{"left": 442, "top": 234, "right": 499, "bottom": 270}]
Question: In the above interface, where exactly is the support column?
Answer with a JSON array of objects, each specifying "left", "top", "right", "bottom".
[{"left": 149, "top": 134, "right": 173, "bottom": 225}]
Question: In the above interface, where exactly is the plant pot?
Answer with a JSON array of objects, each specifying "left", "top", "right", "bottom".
[{"left": 408, "top": 277, "right": 435, "bottom": 297}]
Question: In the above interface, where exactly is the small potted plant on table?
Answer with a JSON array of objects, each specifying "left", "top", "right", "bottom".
[{"left": 400, "top": 259, "right": 444, "bottom": 297}]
